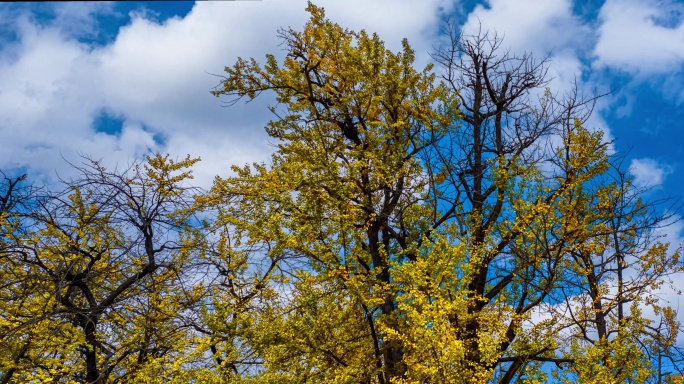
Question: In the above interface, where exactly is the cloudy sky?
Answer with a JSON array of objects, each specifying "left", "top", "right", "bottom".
[{"left": 1, "top": 0, "right": 684, "bottom": 358}]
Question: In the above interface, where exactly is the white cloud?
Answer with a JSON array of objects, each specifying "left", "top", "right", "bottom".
[
  {"left": 0, "top": 20, "right": 106, "bottom": 181},
  {"left": 629, "top": 157, "right": 673, "bottom": 189},
  {"left": 51, "top": 2, "right": 117, "bottom": 41},
  {"left": 462, "top": 0, "right": 589, "bottom": 55},
  {"left": 594, "top": 0, "right": 684, "bottom": 74}
]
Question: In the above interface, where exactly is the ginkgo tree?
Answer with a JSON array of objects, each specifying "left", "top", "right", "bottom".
[
  {"left": 204, "top": 3, "right": 684, "bottom": 383},
  {"left": 0, "top": 154, "right": 204, "bottom": 384}
]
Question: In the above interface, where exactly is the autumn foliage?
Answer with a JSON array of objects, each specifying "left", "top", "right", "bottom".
[{"left": 1, "top": 3, "right": 683, "bottom": 383}]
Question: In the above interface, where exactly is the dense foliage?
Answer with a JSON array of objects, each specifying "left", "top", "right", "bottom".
[{"left": 1, "top": 3, "right": 683, "bottom": 383}]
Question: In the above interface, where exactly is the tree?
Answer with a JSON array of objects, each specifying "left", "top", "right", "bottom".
[
  {"left": 0, "top": 154, "right": 203, "bottom": 383},
  {"left": 206, "top": 3, "right": 683, "bottom": 383},
  {"left": 432, "top": 24, "right": 684, "bottom": 384}
]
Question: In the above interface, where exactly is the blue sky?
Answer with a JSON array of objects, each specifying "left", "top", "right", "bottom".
[{"left": 1, "top": 0, "right": 683, "bottom": 330}]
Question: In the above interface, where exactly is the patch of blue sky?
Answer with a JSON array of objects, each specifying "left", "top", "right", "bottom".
[
  {"left": 451, "top": 0, "right": 489, "bottom": 27},
  {"left": 92, "top": 109, "right": 167, "bottom": 150},
  {"left": 607, "top": 88, "right": 684, "bottom": 153},
  {"left": 152, "top": 131, "right": 168, "bottom": 148},
  {"left": 0, "top": 165, "right": 29, "bottom": 182},
  {"left": 0, "top": 13, "right": 19, "bottom": 46},
  {"left": 571, "top": 0, "right": 604, "bottom": 25},
  {"left": 649, "top": 2, "right": 684, "bottom": 29},
  {"left": 93, "top": 108, "right": 125, "bottom": 136},
  {"left": 117, "top": 2, "right": 194, "bottom": 18}
]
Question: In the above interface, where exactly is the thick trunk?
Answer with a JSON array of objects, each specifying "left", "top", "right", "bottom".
[
  {"left": 82, "top": 316, "right": 101, "bottom": 384},
  {"left": 367, "top": 223, "right": 404, "bottom": 379}
]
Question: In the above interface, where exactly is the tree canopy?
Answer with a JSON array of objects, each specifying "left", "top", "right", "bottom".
[{"left": 1, "top": 3, "right": 683, "bottom": 383}]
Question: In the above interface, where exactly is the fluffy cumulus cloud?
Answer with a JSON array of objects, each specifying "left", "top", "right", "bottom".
[
  {"left": 0, "top": 0, "right": 453, "bottom": 186},
  {"left": 462, "top": 0, "right": 589, "bottom": 54},
  {"left": 629, "top": 157, "right": 673, "bottom": 189},
  {"left": 0, "top": 17, "right": 116, "bottom": 180},
  {"left": 594, "top": 0, "right": 684, "bottom": 75}
]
